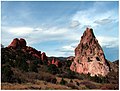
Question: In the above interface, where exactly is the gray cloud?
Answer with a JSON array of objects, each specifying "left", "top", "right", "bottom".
[
  {"left": 70, "top": 20, "right": 80, "bottom": 28},
  {"left": 94, "top": 17, "right": 114, "bottom": 25}
]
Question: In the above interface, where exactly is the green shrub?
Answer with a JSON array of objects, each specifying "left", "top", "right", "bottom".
[
  {"left": 60, "top": 78, "right": 67, "bottom": 85},
  {"left": 29, "top": 63, "right": 38, "bottom": 72},
  {"left": 89, "top": 75, "right": 109, "bottom": 83},
  {"left": 51, "top": 78, "right": 57, "bottom": 84},
  {"left": 47, "top": 64, "right": 59, "bottom": 74},
  {"left": 2, "top": 65, "right": 14, "bottom": 82}
]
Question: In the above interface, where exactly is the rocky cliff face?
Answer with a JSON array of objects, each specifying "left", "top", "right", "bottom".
[{"left": 70, "top": 28, "right": 110, "bottom": 76}]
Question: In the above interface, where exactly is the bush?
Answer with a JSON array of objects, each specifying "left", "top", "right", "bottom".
[
  {"left": 29, "top": 63, "right": 38, "bottom": 72},
  {"left": 51, "top": 78, "right": 57, "bottom": 84},
  {"left": 90, "top": 75, "right": 109, "bottom": 83},
  {"left": 60, "top": 68, "right": 75, "bottom": 79},
  {"left": 60, "top": 78, "right": 67, "bottom": 85},
  {"left": 76, "top": 81, "right": 79, "bottom": 86},
  {"left": 2, "top": 65, "right": 14, "bottom": 82},
  {"left": 47, "top": 64, "right": 59, "bottom": 74}
]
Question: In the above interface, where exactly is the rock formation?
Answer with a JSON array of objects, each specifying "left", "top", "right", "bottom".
[
  {"left": 19, "top": 38, "right": 26, "bottom": 48},
  {"left": 8, "top": 38, "right": 48, "bottom": 62},
  {"left": 41, "top": 52, "right": 47, "bottom": 62},
  {"left": 48, "top": 58, "right": 62, "bottom": 67},
  {"left": 8, "top": 38, "right": 21, "bottom": 48},
  {"left": 70, "top": 28, "right": 109, "bottom": 76}
]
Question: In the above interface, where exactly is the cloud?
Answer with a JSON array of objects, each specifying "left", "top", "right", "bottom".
[
  {"left": 2, "top": 25, "right": 80, "bottom": 46},
  {"left": 57, "top": 42, "right": 78, "bottom": 55},
  {"left": 70, "top": 20, "right": 80, "bottom": 28},
  {"left": 94, "top": 17, "right": 114, "bottom": 25},
  {"left": 8, "top": 27, "right": 34, "bottom": 36},
  {"left": 71, "top": 2, "right": 118, "bottom": 29},
  {"left": 97, "top": 36, "right": 118, "bottom": 48},
  {"left": 62, "top": 45, "right": 74, "bottom": 52},
  {"left": 1, "top": 2, "right": 118, "bottom": 59},
  {"left": 2, "top": 25, "right": 118, "bottom": 49}
]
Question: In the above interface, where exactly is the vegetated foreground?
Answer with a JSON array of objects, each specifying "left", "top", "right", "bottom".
[{"left": 1, "top": 28, "right": 119, "bottom": 90}]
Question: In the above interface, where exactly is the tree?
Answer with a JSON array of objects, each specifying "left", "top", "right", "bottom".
[
  {"left": 47, "top": 64, "right": 59, "bottom": 74},
  {"left": 51, "top": 78, "right": 57, "bottom": 84},
  {"left": 60, "top": 78, "right": 67, "bottom": 85},
  {"left": 29, "top": 63, "right": 38, "bottom": 72}
]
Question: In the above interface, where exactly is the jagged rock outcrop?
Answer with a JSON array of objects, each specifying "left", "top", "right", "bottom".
[
  {"left": 52, "top": 58, "right": 62, "bottom": 67},
  {"left": 7, "top": 38, "right": 48, "bottom": 62},
  {"left": 70, "top": 28, "right": 109, "bottom": 76},
  {"left": 41, "top": 52, "right": 47, "bottom": 62},
  {"left": 8, "top": 38, "right": 21, "bottom": 48},
  {"left": 48, "top": 58, "right": 62, "bottom": 67}
]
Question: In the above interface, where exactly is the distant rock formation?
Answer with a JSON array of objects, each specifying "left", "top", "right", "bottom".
[
  {"left": 48, "top": 58, "right": 62, "bottom": 67},
  {"left": 67, "top": 56, "right": 75, "bottom": 61},
  {"left": 70, "top": 28, "right": 110, "bottom": 76},
  {"left": 41, "top": 52, "right": 48, "bottom": 62},
  {"left": 8, "top": 38, "right": 48, "bottom": 62},
  {"left": 8, "top": 38, "right": 22, "bottom": 49}
]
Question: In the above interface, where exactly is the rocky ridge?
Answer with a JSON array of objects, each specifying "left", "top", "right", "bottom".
[
  {"left": 7, "top": 38, "right": 61, "bottom": 67},
  {"left": 8, "top": 38, "right": 47, "bottom": 62}
]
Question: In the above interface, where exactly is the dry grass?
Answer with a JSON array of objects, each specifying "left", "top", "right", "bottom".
[
  {"left": 1, "top": 76, "right": 118, "bottom": 90},
  {"left": 1, "top": 80, "right": 71, "bottom": 90}
]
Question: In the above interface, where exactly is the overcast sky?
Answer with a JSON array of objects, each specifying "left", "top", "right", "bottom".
[{"left": 1, "top": 1, "right": 119, "bottom": 61}]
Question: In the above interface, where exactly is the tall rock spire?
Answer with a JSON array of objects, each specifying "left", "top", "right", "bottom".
[{"left": 70, "top": 28, "right": 109, "bottom": 76}]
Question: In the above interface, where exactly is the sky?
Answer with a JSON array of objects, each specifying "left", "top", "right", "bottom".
[{"left": 1, "top": 1, "right": 119, "bottom": 61}]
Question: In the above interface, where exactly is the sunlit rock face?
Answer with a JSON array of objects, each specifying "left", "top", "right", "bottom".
[
  {"left": 8, "top": 38, "right": 22, "bottom": 49},
  {"left": 70, "top": 28, "right": 110, "bottom": 76},
  {"left": 8, "top": 38, "right": 48, "bottom": 62}
]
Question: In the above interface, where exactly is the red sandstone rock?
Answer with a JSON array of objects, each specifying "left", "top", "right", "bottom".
[
  {"left": 32, "top": 54, "right": 41, "bottom": 59},
  {"left": 8, "top": 38, "right": 20, "bottom": 48},
  {"left": 55, "top": 60, "right": 59, "bottom": 67},
  {"left": 70, "top": 28, "right": 109, "bottom": 76},
  {"left": 19, "top": 38, "right": 26, "bottom": 47},
  {"left": 25, "top": 46, "right": 41, "bottom": 59},
  {"left": 52, "top": 58, "right": 55, "bottom": 64},
  {"left": 8, "top": 38, "right": 47, "bottom": 62},
  {"left": 8, "top": 38, "right": 27, "bottom": 48},
  {"left": 48, "top": 60, "right": 51, "bottom": 65},
  {"left": 41, "top": 52, "right": 47, "bottom": 61},
  {"left": 51, "top": 58, "right": 62, "bottom": 67}
]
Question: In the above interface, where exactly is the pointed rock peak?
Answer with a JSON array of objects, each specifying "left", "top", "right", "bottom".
[
  {"left": 86, "top": 27, "right": 93, "bottom": 33},
  {"left": 70, "top": 28, "right": 109, "bottom": 76},
  {"left": 83, "top": 27, "right": 95, "bottom": 39}
]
